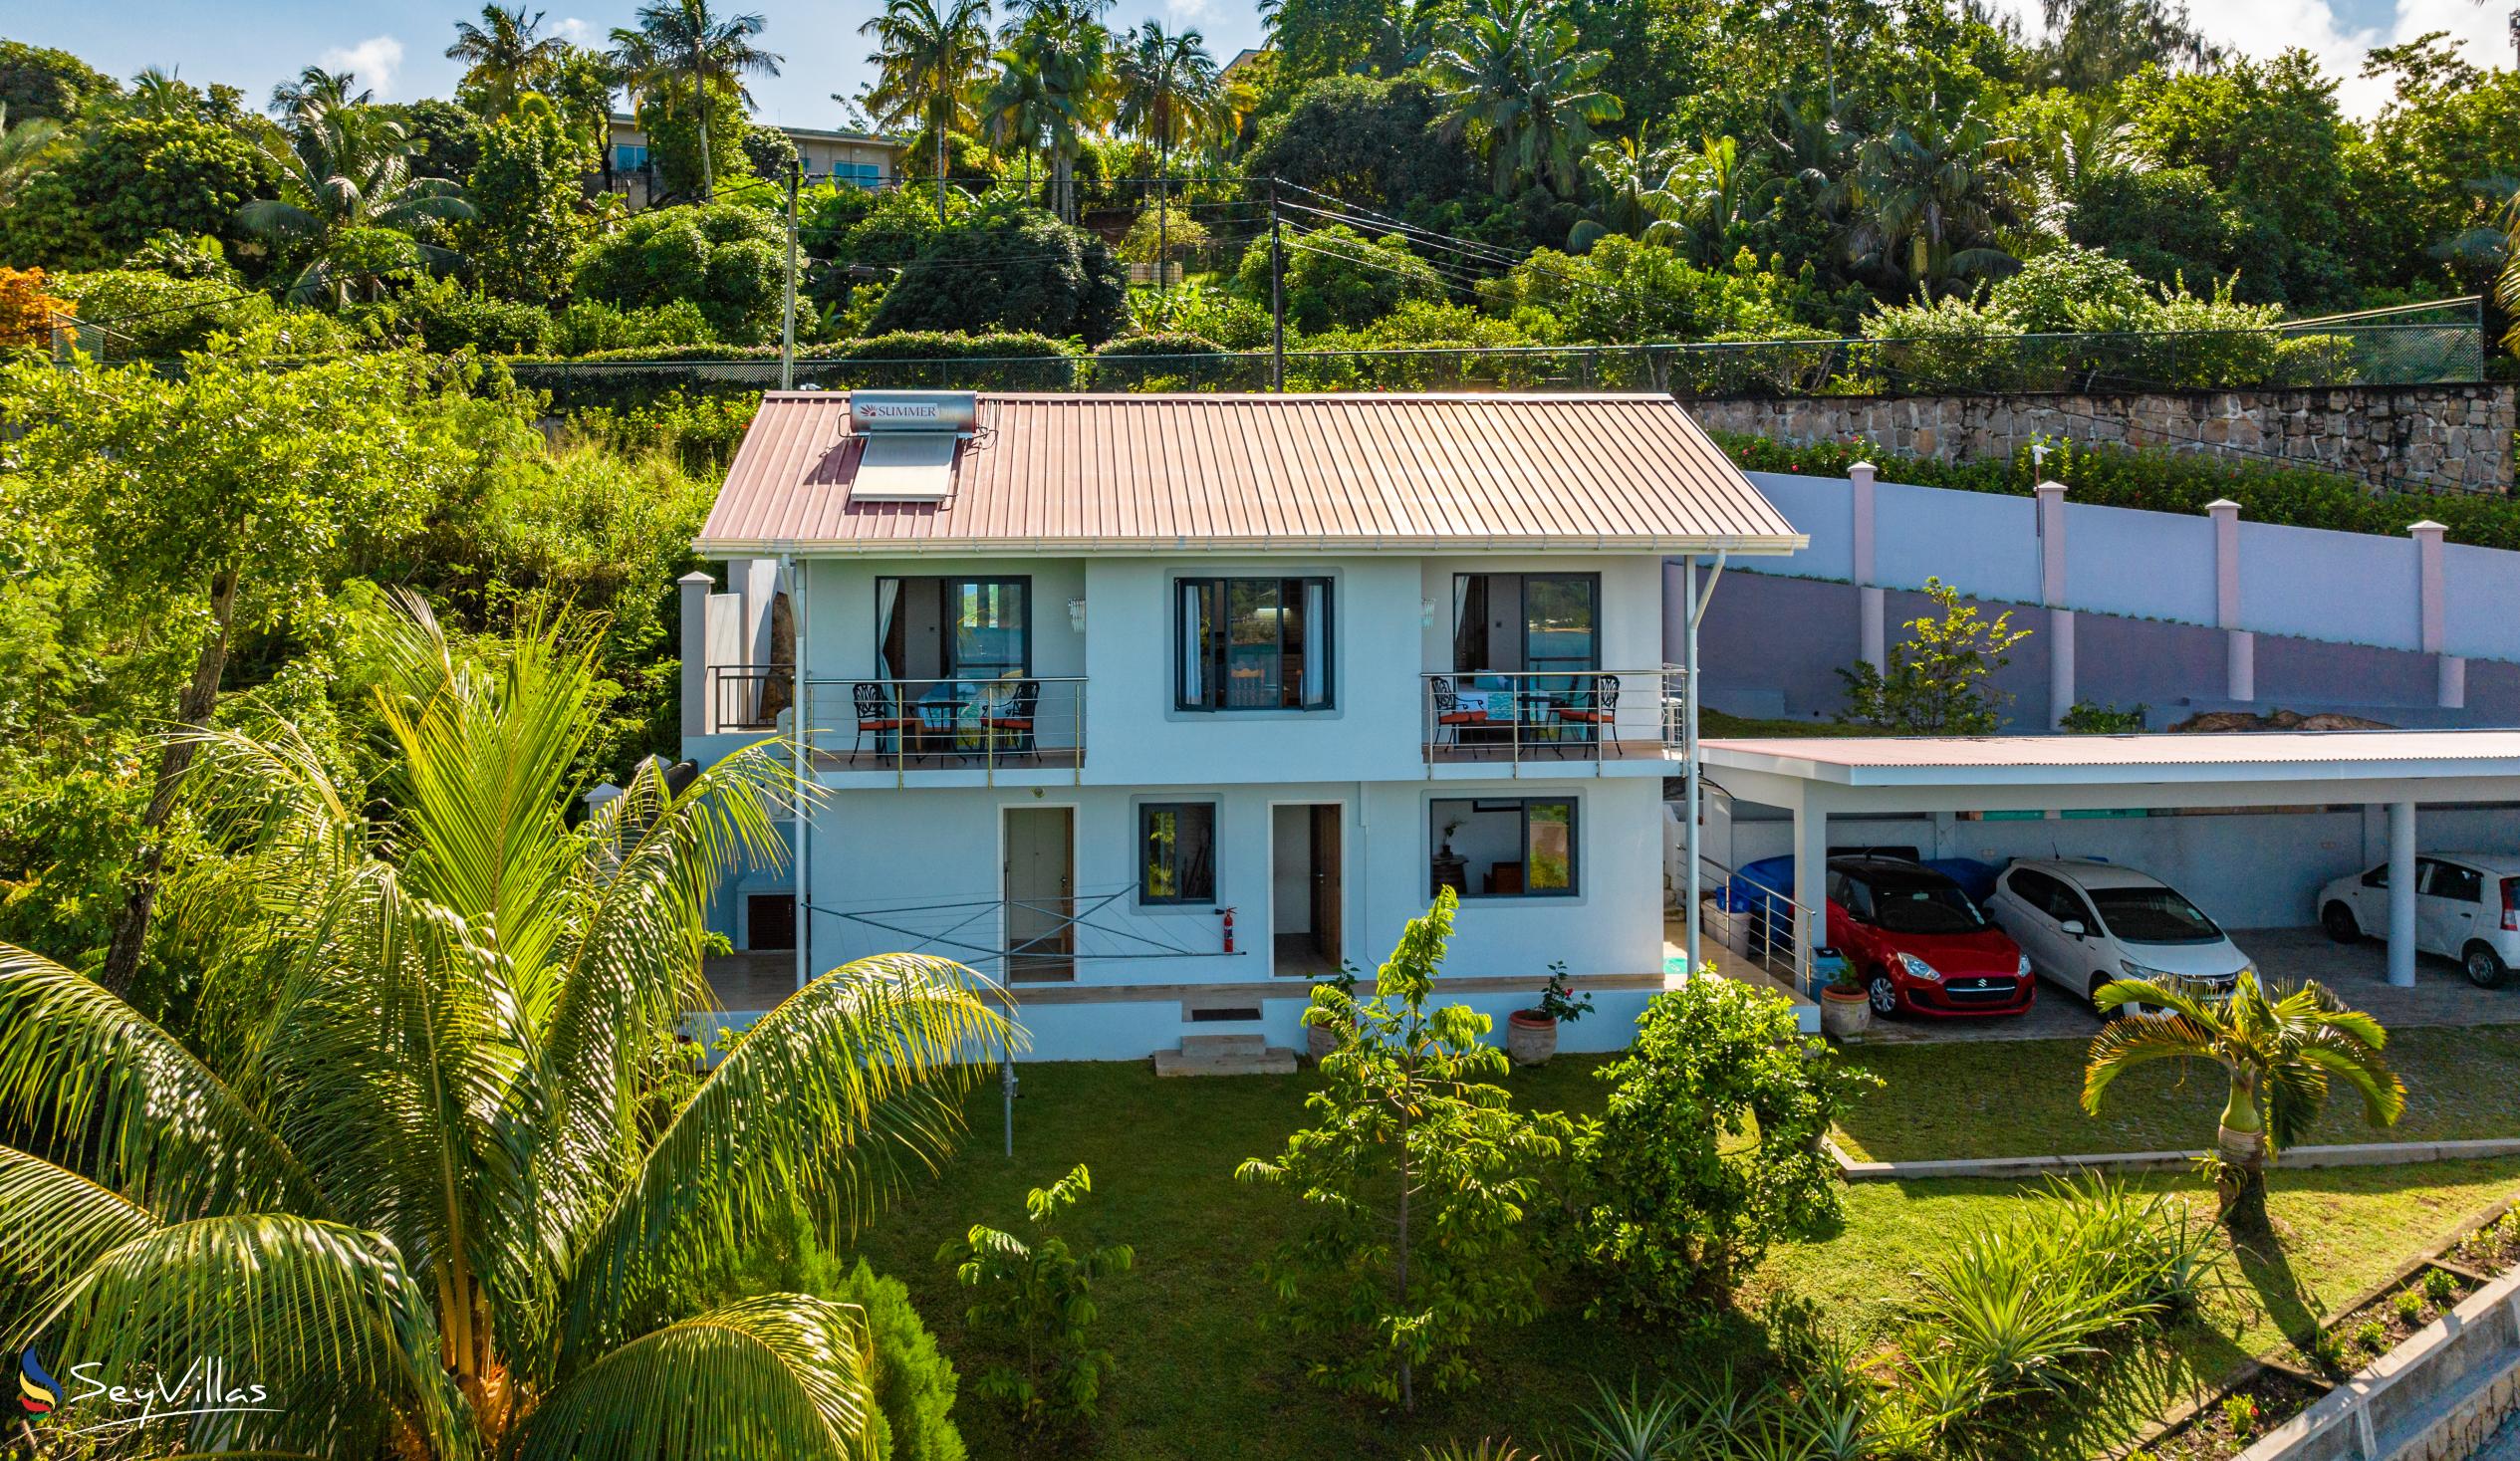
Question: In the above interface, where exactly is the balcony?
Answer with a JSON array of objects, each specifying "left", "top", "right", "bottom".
[
  {"left": 708, "top": 668, "right": 1087, "bottom": 778},
  {"left": 1421, "top": 670, "right": 1677, "bottom": 772}
]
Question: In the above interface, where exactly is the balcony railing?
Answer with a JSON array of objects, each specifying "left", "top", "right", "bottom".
[
  {"left": 803, "top": 675, "right": 1086, "bottom": 778},
  {"left": 1420, "top": 669, "right": 1679, "bottom": 769},
  {"left": 709, "top": 664, "right": 794, "bottom": 733}
]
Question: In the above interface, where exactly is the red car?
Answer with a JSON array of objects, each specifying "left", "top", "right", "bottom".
[{"left": 1825, "top": 856, "right": 2034, "bottom": 1019}]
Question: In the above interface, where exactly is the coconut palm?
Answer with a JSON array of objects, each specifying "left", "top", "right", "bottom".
[
  {"left": 447, "top": 4, "right": 575, "bottom": 118},
  {"left": 0, "top": 105, "right": 64, "bottom": 206},
  {"left": 610, "top": 0, "right": 783, "bottom": 203},
  {"left": 997, "top": 0, "right": 1114, "bottom": 221},
  {"left": 860, "top": 0, "right": 995, "bottom": 221},
  {"left": 1424, "top": 0, "right": 1623, "bottom": 198},
  {"left": 241, "top": 102, "right": 476, "bottom": 306},
  {"left": 269, "top": 65, "right": 374, "bottom": 127},
  {"left": 1114, "top": 22, "right": 1217, "bottom": 288},
  {"left": 979, "top": 45, "right": 1055, "bottom": 197},
  {"left": 2083, "top": 971, "right": 2403, "bottom": 1230},
  {"left": 1644, "top": 134, "right": 1781, "bottom": 265},
  {"left": 0, "top": 596, "right": 1014, "bottom": 1457},
  {"left": 1844, "top": 92, "right": 2023, "bottom": 298}
]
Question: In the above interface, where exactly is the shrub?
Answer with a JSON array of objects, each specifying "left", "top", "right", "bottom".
[
  {"left": 565, "top": 388, "right": 759, "bottom": 473},
  {"left": 1090, "top": 332, "right": 1230, "bottom": 390},
  {"left": 47, "top": 267, "right": 281, "bottom": 358},
  {"left": 2060, "top": 699, "right": 2149, "bottom": 733},
  {"left": 2422, "top": 1267, "right": 2457, "bottom": 1307},
  {"left": 379, "top": 275, "right": 554, "bottom": 355},
  {"left": 570, "top": 202, "right": 788, "bottom": 345},
  {"left": 1234, "top": 222, "right": 1445, "bottom": 334},
  {"left": 1568, "top": 977, "right": 1877, "bottom": 1324},
  {"left": 869, "top": 210, "right": 1127, "bottom": 344},
  {"left": 1837, "top": 577, "right": 2032, "bottom": 734},
  {"left": 2354, "top": 1319, "right": 2388, "bottom": 1350},
  {"left": 548, "top": 298, "right": 718, "bottom": 356},
  {"left": 2394, "top": 1287, "right": 2426, "bottom": 1323},
  {"left": 835, "top": 1260, "right": 967, "bottom": 1461},
  {"left": 2223, "top": 1393, "right": 2258, "bottom": 1438},
  {"left": 0, "top": 265, "right": 69, "bottom": 353},
  {"left": 938, "top": 1164, "right": 1132, "bottom": 1444}
]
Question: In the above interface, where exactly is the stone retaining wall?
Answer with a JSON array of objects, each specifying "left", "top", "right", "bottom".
[{"left": 1690, "top": 383, "right": 2517, "bottom": 494}]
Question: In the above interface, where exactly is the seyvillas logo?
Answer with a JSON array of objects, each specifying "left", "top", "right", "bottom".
[{"left": 16, "top": 1347, "right": 57, "bottom": 1417}]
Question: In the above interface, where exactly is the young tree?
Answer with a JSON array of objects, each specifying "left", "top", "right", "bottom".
[
  {"left": 464, "top": 95, "right": 589, "bottom": 300},
  {"left": 1838, "top": 576, "right": 2031, "bottom": 735},
  {"left": 2085, "top": 971, "right": 2403, "bottom": 1233},
  {"left": 1571, "top": 977, "right": 1878, "bottom": 1323},
  {"left": 938, "top": 1164, "right": 1133, "bottom": 1443},
  {"left": 1236, "top": 888, "right": 1570, "bottom": 1411}
]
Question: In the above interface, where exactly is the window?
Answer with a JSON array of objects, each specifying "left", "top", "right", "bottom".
[
  {"left": 1451, "top": 573, "right": 1600, "bottom": 678},
  {"left": 1176, "top": 578, "right": 1332, "bottom": 711},
  {"left": 746, "top": 893, "right": 796, "bottom": 951},
  {"left": 1855, "top": 869, "right": 1988, "bottom": 934},
  {"left": 1139, "top": 802, "right": 1216, "bottom": 904},
  {"left": 835, "top": 161, "right": 882, "bottom": 188},
  {"left": 1431, "top": 797, "right": 1575, "bottom": 898},
  {"left": 877, "top": 577, "right": 1030, "bottom": 681},
  {"left": 2088, "top": 886, "right": 2223, "bottom": 944},
  {"left": 2425, "top": 860, "right": 2483, "bottom": 903},
  {"left": 614, "top": 143, "right": 649, "bottom": 172}
]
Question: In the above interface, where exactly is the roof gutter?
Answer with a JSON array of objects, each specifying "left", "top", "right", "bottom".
[{"left": 691, "top": 533, "right": 1813, "bottom": 559}]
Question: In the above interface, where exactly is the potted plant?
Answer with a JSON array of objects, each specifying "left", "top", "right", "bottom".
[
  {"left": 1508, "top": 961, "right": 1593, "bottom": 1067},
  {"left": 1305, "top": 962, "right": 1359, "bottom": 1063},
  {"left": 1817, "top": 947, "right": 1870, "bottom": 1039}
]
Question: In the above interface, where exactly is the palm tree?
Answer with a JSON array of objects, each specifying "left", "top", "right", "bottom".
[
  {"left": 860, "top": 0, "right": 995, "bottom": 221},
  {"left": 269, "top": 65, "right": 374, "bottom": 126},
  {"left": 1114, "top": 22, "right": 1217, "bottom": 291},
  {"left": 126, "top": 67, "right": 200, "bottom": 122},
  {"left": 2084, "top": 972, "right": 2403, "bottom": 1231},
  {"left": 1425, "top": 0, "right": 1623, "bottom": 198},
  {"left": 997, "top": 0, "right": 1114, "bottom": 222},
  {"left": 1643, "top": 134, "right": 1781, "bottom": 264},
  {"left": 610, "top": 0, "right": 783, "bottom": 203},
  {"left": 1844, "top": 92, "right": 2022, "bottom": 298},
  {"left": 2015, "top": 94, "right": 2135, "bottom": 235},
  {"left": 0, "top": 597, "right": 1014, "bottom": 1456},
  {"left": 240, "top": 103, "right": 476, "bottom": 306},
  {"left": 0, "top": 105, "right": 64, "bottom": 207},
  {"left": 979, "top": 45, "right": 1055, "bottom": 199},
  {"left": 447, "top": 4, "right": 574, "bottom": 118}
]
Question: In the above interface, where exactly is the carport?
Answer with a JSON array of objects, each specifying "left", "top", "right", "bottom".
[{"left": 1691, "top": 730, "right": 2520, "bottom": 995}]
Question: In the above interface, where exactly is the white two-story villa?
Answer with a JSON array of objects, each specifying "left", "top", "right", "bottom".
[{"left": 674, "top": 390, "right": 1804, "bottom": 1062}]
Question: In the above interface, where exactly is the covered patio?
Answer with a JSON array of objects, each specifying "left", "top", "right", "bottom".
[{"left": 1684, "top": 730, "right": 2520, "bottom": 1030}]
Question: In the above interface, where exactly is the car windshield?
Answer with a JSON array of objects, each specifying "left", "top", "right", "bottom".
[
  {"left": 1861, "top": 874, "right": 1988, "bottom": 934},
  {"left": 2089, "top": 886, "right": 2223, "bottom": 945}
]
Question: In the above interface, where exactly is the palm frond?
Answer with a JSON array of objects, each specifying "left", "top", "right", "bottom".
[
  {"left": 12, "top": 1213, "right": 473, "bottom": 1460},
  {"left": 0, "top": 1146, "right": 158, "bottom": 1328},
  {"left": 557, "top": 955, "right": 1017, "bottom": 1354},
  {"left": 0, "top": 943, "right": 320, "bottom": 1220},
  {"left": 2080, "top": 1000, "right": 2218, "bottom": 1115},
  {"left": 514, "top": 1295, "right": 876, "bottom": 1461}
]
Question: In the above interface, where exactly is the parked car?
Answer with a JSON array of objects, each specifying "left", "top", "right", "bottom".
[
  {"left": 1985, "top": 858, "right": 2254, "bottom": 1010},
  {"left": 1822, "top": 856, "right": 2033, "bottom": 1019},
  {"left": 2317, "top": 852, "right": 2519, "bottom": 989}
]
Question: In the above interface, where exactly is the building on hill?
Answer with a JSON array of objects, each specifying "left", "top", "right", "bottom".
[{"left": 606, "top": 114, "right": 908, "bottom": 209}]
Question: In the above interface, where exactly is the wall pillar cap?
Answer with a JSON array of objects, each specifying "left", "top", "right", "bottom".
[
  {"left": 2406, "top": 519, "right": 2447, "bottom": 536},
  {"left": 2033, "top": 478, "right": 2069, "bottom": 496},
  {"left": 1848, "top": 460, "right": 1877, "bottom": 478},
  {"left": 678, "top": 570, "right": 716, "bottom": 585},
  {"left": 2204, "top": 498, "right": 2242, "bottom": 513}
]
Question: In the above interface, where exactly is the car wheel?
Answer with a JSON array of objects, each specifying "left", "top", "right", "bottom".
[
  {"left": 2462, "top": 942, "right": 2510, "bottom": 990},
  {"left": 2321, "top": 901, "right": 2361, "bottom": 943},
  {"left": 2092, "top": 974, "right": 2138, "bottom": 1020},
  {"left": 1866, "top": 971, "right": 1899, "bottom": 1018}
]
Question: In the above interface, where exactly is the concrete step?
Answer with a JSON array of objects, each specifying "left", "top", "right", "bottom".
[
  {"left": 1152, "top": 1044, "right": 1298, "bottom": 1078},
  {"left": 1179, "top": 1032, "right": 1268, "bottom": 1059}
]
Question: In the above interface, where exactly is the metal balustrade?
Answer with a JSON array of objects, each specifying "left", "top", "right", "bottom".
[
  {"left": 1420, "top": 669, "right": 1682, "bottom": 771},
  {"left": 801, "top": 676, "right": 1087, "bottom": 781}
]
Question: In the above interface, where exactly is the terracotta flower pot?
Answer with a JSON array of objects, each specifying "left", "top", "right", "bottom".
[
  {"left": 1306, "top": 1019, "right": 1339, "bottom": 1063},
  {"left": 1820, "top": 985, "right": 1872, "bottom": 1040},
  {"left": 1507, "top": 1010, "right": 1558, "bottom": 1067}
]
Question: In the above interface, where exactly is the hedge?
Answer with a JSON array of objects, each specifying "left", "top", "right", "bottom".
[{"left": 1716, "top": 432, "right": 2520, "bottom": 552}]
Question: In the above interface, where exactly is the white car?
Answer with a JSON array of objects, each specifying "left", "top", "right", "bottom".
[
  {"left": 2316, "top": 851, "right": 2518, "bottom": 989},
  {"left": 1984, "top": 858, "right": 2255, "bottom": 1009}
]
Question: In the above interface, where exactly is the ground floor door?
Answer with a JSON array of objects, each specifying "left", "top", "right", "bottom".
[
  {"left": 1004, "top": 806, "right": 1074, "bottom": 982},
  {"left": 1272, "top": 804, "right": 1343, "bottom": 977}
]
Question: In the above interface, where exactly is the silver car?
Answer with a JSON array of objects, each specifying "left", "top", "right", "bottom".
[{"left": 1985, "top": 858, "right": 2255, "bottom": 1009}]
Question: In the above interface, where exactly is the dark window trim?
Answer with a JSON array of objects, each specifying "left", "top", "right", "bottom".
[
  {"left": 1138, "top": 800, "right": 1218, "bottom": 906},
  {"left": 1173, "top": 576, "right": 1336, "bottom": 713},
  {"left": 875, "top": 574, "right": 1035, "bottom": 680},
  {"left": 1450, "top": 571, "right": 1603, "bottom": 675},
  {"left": 1430, "top": 795, "right": 1580, "bottom": 900}
]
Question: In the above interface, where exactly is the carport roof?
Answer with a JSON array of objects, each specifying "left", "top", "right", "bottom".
[{"left": 1698, "top": 730, "right": 2520, "bottom": 788}]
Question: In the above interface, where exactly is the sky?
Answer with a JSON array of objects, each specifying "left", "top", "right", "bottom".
[{"left": 3, "top": 0, "right": 2511, "bottom": 127}]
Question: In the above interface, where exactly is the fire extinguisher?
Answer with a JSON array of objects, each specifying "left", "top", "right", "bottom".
[{"left": 1219, "top": 905, "right": 1236, "bottom": 954}]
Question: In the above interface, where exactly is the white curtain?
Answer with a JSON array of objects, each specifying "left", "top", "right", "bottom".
[
  {"left": 875, "top": 578, "right": 901, "bottom": 678},
  {"left": 1177, "top": 581, "right": 1204, "bottom": 705},
  {"left": 1302, "top": 580, "right": 1327, "bottom": 705}
]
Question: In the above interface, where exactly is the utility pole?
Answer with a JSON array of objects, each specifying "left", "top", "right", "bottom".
[
  {"left": 781, "top": 156, "right": 800, "bottom": 390},
  {"left": 1268, "top": 176, "right": 1285, "bottom": 392},
  {"left": 692, "top": 34, "right": 714, "bottom": 203}
]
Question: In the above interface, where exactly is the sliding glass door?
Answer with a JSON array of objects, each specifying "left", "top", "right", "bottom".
[
  {"left": 877, "top": 576, "right": 1032, "bottom": 680},
  {"left": 1451, "top": 573, "right": 1599, "bottom": 678}
]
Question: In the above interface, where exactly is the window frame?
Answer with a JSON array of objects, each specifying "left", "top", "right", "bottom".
[
  {"left": 1173, "top": 575, "right": 1336, "bottom": 713},
  {"left": 1137, "top": 800, "right": 1218, "bottom": 906},
  {"left": 1450, "top": 571, "right": 1603, "bottom": 675},
  {"left": 875, "top": 574, "right": 1035, "bottom": 682},
  {"left": 1429, "top": 795, "right": 1579, "bottom": 900}
]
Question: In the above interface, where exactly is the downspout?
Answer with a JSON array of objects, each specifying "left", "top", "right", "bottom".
[
  {"left": 785, "top": 552, "right": 810, "bottom": 996},
  {"left": 1682, "top": 551, "right": 1726, "bottom": 978}
]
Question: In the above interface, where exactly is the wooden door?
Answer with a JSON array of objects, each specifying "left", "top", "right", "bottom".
[
  {"left": 1310, "top": 805, "right": 1343, "bottom": 966},
  {"left": 1004, "top": 807, "right": 1074, "bottom": 981}
]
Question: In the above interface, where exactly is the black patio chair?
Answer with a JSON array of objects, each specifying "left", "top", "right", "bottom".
[
  {"left": 984, "top": 679, "right": 1042, "bottom": 757},
  {"left": 852, "top": 681, "right": 915, "bottom": 762}
]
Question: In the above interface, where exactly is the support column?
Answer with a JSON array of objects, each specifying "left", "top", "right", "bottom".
[
  {"left": 2208, "top": 499, "right": 2254, "bottom": 703},
  {"left": 1851, "top": 461, "right": 1885, "bottom": 672},
  {"left": 2388, "top": 800, "right": 2417, "bottom": 989},
  {"left": 678, "top": 570, "right": 714, "bottom": 740},
  {"left": 2410, "top": 519, "right": 2462, "bottom": 709},
  {"left": 2036, "top": 479, "right": 2072, "bottom": 727},
  {"left": 1791, "top": 792, "right": 1829, "bottom": 998}
]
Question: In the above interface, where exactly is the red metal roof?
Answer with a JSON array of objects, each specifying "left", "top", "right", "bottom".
[
  {"left": 697, "top": 391, "right": 1806, "bottom": 555},
  {"left": 1699, "top": 731, "right": 2520, "bottom": 782}
]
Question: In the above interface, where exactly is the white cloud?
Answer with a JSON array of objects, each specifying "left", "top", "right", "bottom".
[
  {"left": 1164, "top": 0, "right": 1214, "bottom": 19},
  {"left": 1983, "top": 0, "right": 2511, "bottom": 118},
  {"left": 319, "top": 35, "right": 405, "bottom": 99},
  {"left": 555, "top": 16, "right": 595, "bottom": 44}
]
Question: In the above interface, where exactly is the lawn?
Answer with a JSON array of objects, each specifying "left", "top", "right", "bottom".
[
  {"left": 845, "top": 1054, "right": 2520, "bottom": 1461},
  {"left": 1831, "top": 1024, "right": 2520, "bottom": 1162}
]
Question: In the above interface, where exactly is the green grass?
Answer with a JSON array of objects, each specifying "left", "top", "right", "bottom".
[
  {"left": 1700, "top": 706, "right": 1883, "bottom": 738},
  {"left": 843, "top": 1055, "right": 2520, "bottom": 1461},
  {"left": 1831, "top": 1025, "right": 2520, "bottom": 1163}
]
